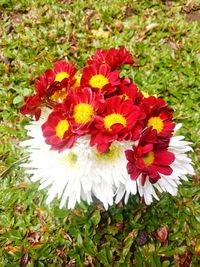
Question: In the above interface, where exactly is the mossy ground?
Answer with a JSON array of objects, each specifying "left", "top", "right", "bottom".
[{"left": 0, "top": 0, "right": 200, "bottom": 266}]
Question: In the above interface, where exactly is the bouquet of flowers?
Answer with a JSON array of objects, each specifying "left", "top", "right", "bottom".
[{"left": 20, "top": 47, "right": 194, "bottom": 210}]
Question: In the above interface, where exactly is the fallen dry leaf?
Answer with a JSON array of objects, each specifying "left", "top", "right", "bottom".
[
  {"left": 137, "top": 23, "right": 159, "bottom": 42},
  {"left": 145, "top": 23, "right": 159, "bottom": 32},
  {"left": 155, "top": 227, "right": 168, "bottom": 243},
  {"left": 91, "top": 28, "right": 110, "bottom": 39},
  {"left": 115, "top": 20, "right": 123, "bottom": 32},
  {"left": 20, "top": 253, "right": 29, "bottom": 267}
]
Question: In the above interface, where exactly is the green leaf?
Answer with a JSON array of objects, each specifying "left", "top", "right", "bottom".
[
  {"left": 22, "top": 88, "right": 32, "bottom": 96},
  {"left": 159, "top": 246, "right": 187, "bottom": 257},
  {"left": 90, "top": 210, "right": 101, "bottom": 226},
  {"left": 77, "top": 233, "right": 83, "bottom": 245},
  {"left": 13, "top": 95, "right": 23, "bottom": 104},
  {"left": 122, "top": 235, "right": 134, "bottom": 259},
  {"left": 3, "top": 230, "right": 22, "bottom": 240},
  {"left": 97, "top": 247, "right": 110, "bottom": 266}
]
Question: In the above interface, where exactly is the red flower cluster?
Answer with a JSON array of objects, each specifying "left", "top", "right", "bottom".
[
  {"left": 125, "top": 128, "right": 175, "bottom": 185},
  {"left": 20, "top": 47, "right": 176, "bottom": 185},
  {"left": 87, "top": 46, "right": 134, "bottom": 68},
  {"left": 20, "top": 61, "right": 78, "bottom": 119}
]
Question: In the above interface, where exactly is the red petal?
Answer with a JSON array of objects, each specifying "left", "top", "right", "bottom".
[
  {"left": 141, "top": 173, "right": 147, "bottom": 186},
  {"left": 35, "top": 108, "right": 41, "bottom": 120},
  {"left": 130, "top": 168, "right": 141, "bottom": 180},
  {"left": 125, "top": 150, "right": 135, "bottom": 162},
  {"left": 108, "top": 70, "right": 119, "bottom": 83},
  {"left": 153, "top": 165, "right": 173, "bottom": 176},
  {"left": 142, "top": 144, "right": 153, "bottom": 154},
  {"left": 99, "top": 64, "right": 110, "bottom": 76},
  {"left": 148, "top": 166, "right": 160, "bottom": 179},
  {"left": 97, "top": 142, "right": 110, "bottom": 153},
  {"left": 154, "top": 151, "right": 175, "bottom": 165}
]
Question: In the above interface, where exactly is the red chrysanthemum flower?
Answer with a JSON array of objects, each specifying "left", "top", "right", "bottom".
[
  {"left": 116, "top": 78, "right": 144, "bottom": 105},
  {"left": 141, "top": 96, "right": 175, "bottom": 139},
  {"left": 34, "top": 61, "right": 77, "bottom": 104},
  {"left": 105, "top": 47, "right": 134, "bottom": 68},
  {"left": 42, "top": 109, "right": 78, "bottom": 151},
  {"left": 20, "top": 69, "right": 58, "bottom": 120},
  {"left": 50, "top": 77, "right": 76, "bottom": 103},
  {"left": 81, "top": 64, "right": 120, "bottom": 95},
  {"left": 50, "top": 61, "right": 77, "bottom": 102},
  {"left": 125, "top": 128, "right": 175, "bottom": 185},
  {"left": 66, "top": 87, "right": 103, "bottom": 135},
  {"left": 34, "top": 69, "right": 57, "bottom": 98},
  {"left": 20, "top": 94, "right": 42, "bottom": 120},
  {"left": 87, "top": 49, "right": 107, "bottom": 65},
  {"left": 87, "top": 46, "right": 134, "bottom": 69},
  {"left": 53, "top": 61, "right": 77, "bottom": 82},
  {"left": 90, "top": 96, "right": 143, "bottom": 152}
]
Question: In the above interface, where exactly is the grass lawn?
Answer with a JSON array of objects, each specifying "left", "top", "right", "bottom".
[{"left": 0, "top": 0, "right": 199, "bottom": 266}]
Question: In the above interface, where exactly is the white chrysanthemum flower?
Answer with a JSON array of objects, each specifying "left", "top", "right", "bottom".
[
  {"left": 115, "top": 124, "right": 195, "bottom": 205},
  {"left": 89, "top": 140, "right": 131, "bottom": 209},
  {"left": 20, "top": 111, "right": 132, "bottom": 209}
]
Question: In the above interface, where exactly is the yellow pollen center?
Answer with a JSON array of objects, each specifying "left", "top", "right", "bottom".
[
  {"left": 73, "top": 103, "right": 94, "bottom": 124},
  {"left": 89, "top": 74, "right": 108, "bottom": 90},
  {"left": 147, "top": 116, "right": 164, "bottom": 133},
  {"left": 71, "top": 75, "right": 81, "bottom": 90},
  {"left": 66, "top": 152, "right": 77, "bottom": 167},
  {"left": 55, "top": 120, "right": 69, "bottom": 139},
  {"left": 104, "top": 113, "right": 126, "bottom": 131},
  {"left": 142, "top": 151, "right": 155, "bottom": 166},
  {"left": 60, "top": 152, "right": 77, "bottom": 168},
  {"left": 119, "top": 93, "right": 129, "bottom": 100},
  {"left": 55, "top": 72, "right": 69, "bottom": 82},
  {"left": 51, "top": 88, "right": 67, "bottom": 102}
]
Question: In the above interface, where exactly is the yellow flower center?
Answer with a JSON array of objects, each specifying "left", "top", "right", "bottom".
[
  {"left": 104, "top": 113, "right": 126, "bottom": 131},
  {"left": 147, "top": 116, "right": 164, "bottom": 133},
  {"left": 94, "top": 143, "right": 122, "bottom": 163},
  {"left": 119, "top": 93, "right": 129, "bottom": 100},
  {"left": 73, "top": 103, "right": 94, "bottom": 124},
  {"left": 66, "top": 152, "right": 77, "bottom": 167},
  {"left": 142, "top": 151, "right": 155, "bottom": 166},
  {"left": 51, "top": 88, "right": 67, "bottom": 102},
  {"left": 55, "top": 72, "right": 69, "bottom": 82},
  {"left": 71, "top": 75, "right": 81, "bottom": 90},
  {"left": 60, "top": 152, "right": 77, "bottom": 168},
  {"left": 89, "top": 74, "right": 108, "bottom": 90},
  {"left": 55, "top": 119, "right": 69, "bottom": 139}
]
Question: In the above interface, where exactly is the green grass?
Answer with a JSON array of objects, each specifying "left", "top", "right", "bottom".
[{"left": 0, "top": 0, "right": 200, "bottom": 266}]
